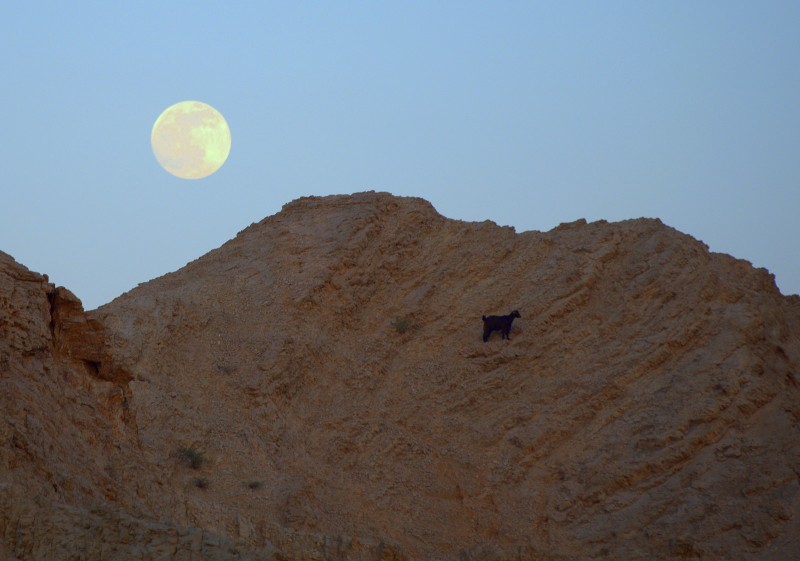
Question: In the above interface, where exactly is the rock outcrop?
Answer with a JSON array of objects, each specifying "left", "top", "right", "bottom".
[
  {"left": 2, "top": 192, "right": 799, "bottom": 560},
  {"left": 0, "top": 251, "right": 261, "bottom": 560}
]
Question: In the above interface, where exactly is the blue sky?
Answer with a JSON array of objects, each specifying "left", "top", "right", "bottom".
[{"left": 2, "top": 2, "right": 798, "bottom": 309}]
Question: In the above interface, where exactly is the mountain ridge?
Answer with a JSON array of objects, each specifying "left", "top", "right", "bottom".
[{"left": 2, "top": 191, "right": 799, "bottom": 560}]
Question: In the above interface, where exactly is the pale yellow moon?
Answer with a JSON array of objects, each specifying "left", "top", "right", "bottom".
[{"left": 151, "top": 100, "right": 231, "bottom": 179}]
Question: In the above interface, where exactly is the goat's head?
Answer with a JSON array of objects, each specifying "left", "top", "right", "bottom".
[{"left": 510, "top": 310, "right": 521, "bottom": 319}]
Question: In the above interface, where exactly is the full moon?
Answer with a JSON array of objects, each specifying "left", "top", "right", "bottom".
[{"left": 151, "top": 100, "right": 231, "bottom": 179}]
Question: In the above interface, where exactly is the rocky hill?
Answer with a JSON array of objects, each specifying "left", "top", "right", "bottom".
[{"left": 2, "top": 191, "right": 799, "bottom": 560}]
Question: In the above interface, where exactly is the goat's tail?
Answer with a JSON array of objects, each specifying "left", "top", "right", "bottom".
[{"left": 481, "top": 315, "right": 487, "bottom": 321}]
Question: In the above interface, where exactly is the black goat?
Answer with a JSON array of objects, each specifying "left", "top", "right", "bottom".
[{"left": 482, "top": 310, "right": 521, "bottom": 342}]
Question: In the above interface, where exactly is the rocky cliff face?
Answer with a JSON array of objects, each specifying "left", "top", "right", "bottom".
[{"left": 2, "top": 192, "right": 799, "bottom": 560}]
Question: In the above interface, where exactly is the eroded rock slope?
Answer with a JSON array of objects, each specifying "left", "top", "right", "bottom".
[{"left": 2, "top": 191, "right": 799, "bottom": 560}]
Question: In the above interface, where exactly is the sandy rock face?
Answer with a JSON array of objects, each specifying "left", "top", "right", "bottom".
[
  {"left": 0, "top": 254, "right": 281, "bottom": 561},
  {"left": 2, "top": 192, "right": 800, "bottom": 560}
]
